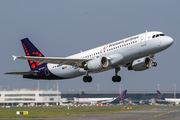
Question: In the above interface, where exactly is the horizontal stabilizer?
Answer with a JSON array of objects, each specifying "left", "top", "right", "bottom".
[
  {"left": 4, "top": 71, "right": 38, "bottom": 75},
  {"left": 12, "top": 55, "right": 93, "bottom": 67}
]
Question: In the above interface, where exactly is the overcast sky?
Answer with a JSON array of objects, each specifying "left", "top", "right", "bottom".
[{"left": 0, "top": 0, "right": 179, "bottom": 92}]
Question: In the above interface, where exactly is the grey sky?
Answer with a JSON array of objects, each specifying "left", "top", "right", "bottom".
[{"left": 0, "top": 1, "right": 179, "bottom": 91}]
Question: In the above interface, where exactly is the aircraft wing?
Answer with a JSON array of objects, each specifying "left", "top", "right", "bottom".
[
  {"left": 12, "top": 55, "right": 93, "bottom": 67},
  {"left": 4, "top": 71, "right": 38, "bottom": 75}
]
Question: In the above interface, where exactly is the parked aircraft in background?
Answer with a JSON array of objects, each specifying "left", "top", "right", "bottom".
[
  {"left": 5, "top": 31, "right": 173, "bottom": 83},
  {"left": 74, "top": 90, "right": 127, "bottom": 105},
  {"left": 157, "top": 90, "right": 180, "bottom": 105},
  {"left": 101, "top": 90, "right": 127, "bottom": 104}
]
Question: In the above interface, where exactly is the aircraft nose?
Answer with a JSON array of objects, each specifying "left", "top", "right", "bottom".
[{"left": 165, "top": 36, "right": 173, "bottom": 46}]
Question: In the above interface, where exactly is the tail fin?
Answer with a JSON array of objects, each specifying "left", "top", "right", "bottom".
[
  {"left": 157, "top": 90, "right": 165, "bottom": 100},
  {"left": 21, "top": 38, "right": 46, "bottom": 70},
  {"left": 114, "top": 90, "right": 127, "bottom": 101},
  {"left": 82, "top": 91, "right": 87, "bottom": 98}
]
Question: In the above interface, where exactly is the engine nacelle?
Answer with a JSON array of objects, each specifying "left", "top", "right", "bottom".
[
  {"left": 84, "top": 57, "right": 109, "bottom": 72},
  {"left": 108, "top": 54, "right": 124, "bottom": 67},
  {"left": 128, "top": 57, "right": 152, "bottom": 71}
]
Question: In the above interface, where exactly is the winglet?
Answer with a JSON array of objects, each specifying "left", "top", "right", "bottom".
[{"left": 12, "top": 55, "right": 17, "bottom": 61}]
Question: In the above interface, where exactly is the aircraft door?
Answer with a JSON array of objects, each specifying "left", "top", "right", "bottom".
[{"left": 141, "top": 33, "right": 147, "bottom": 46}]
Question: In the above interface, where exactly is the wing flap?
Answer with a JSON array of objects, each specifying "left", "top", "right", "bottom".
[{"left": 4, "top": 71, "right": 38, "bottom": 75}]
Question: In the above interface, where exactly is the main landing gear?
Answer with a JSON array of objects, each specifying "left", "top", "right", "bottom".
[
  {"left": 150, "top": 54, "right": 157, "bottom": 67},
  {"left": 83, "top": 71, "right": 92, "bottom": 83},
  {"left": 112, "top": 67, "right": 121, "bottom": 82},
  {"left": 83, "top": 76, "right": 92, "bottom": 83}
]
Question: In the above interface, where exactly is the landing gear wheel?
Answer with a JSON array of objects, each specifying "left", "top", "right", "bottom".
[
  {"left": 112, "top": 76, "right": 116, "bottom": 82},
  {"left": 83, "top": 76, "right": 92, "bottom": 83},
  {"left": 152, "top": 62, "right": 157, "bottom": 67},
  {"left": 112, "top": 76, "right": 121, "bottom": 82},
  {"left": 87, "top": 76, "right": 92, "bottom": 82},
  {"left": 83, "top": 76, "right": 88, "bottom": 82},
  {"left": 116, "top": 76, "right": 121, "bottom": 82}
]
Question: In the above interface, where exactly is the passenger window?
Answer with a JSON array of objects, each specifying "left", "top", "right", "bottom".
[
  {"left": 152, "top": 35, "right": 155, "bottom": 38},
  {"left": 156, "top": 34, "right": 159, "bottom": 37}
]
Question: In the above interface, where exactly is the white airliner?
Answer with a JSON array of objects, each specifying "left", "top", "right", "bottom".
[
  {"left": 157, "top": 90, "right": 180, "bottom": 105},
  {"left": 74, "top": 90, "right": 127, "bottom": 105},
  {"left": 5, "top": 31, "right": 173, "bottom": 82}
]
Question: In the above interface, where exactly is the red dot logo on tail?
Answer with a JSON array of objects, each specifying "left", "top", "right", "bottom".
[
  {"left": 120, "top": 91, "right": 125, "bottom": 98},
  {"left": 36, "top": 62, "right": 39, "bottom": 66},
  {"left": 158, "top": 93, "right": 162, "bottom": 98},
  {"left": 38, "top": 53, "right": 42, "bottom": 57},
  {"left": 31, "top": 64, "right": 35, "bottom": 69},
  {"left": 29, "top": 60, "right": 33, "bottom": 63}
]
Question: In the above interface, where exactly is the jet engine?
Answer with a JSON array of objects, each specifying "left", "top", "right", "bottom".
[
  {"left": 84, "top": 57, "right": 109, "bottom": 72},
  {"left": 128, "top": 57, "right": 152, "bottom": 71}
]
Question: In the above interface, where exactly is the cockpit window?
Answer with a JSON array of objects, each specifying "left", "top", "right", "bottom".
[
  {"left": 160, "top": 34, "right": 165, "bottom": 36},
  {"left": 152, "top": 34, "right": 165, "bottom": 38},
  {"left": 156, "top": 34, "right": 159, "bottom": 37}
]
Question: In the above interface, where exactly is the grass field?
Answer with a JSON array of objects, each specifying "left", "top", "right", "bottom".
[{"left": 0, "top": 105, "right": 179, "bottom": 118}]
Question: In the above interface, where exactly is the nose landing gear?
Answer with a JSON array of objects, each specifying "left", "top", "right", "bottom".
[{"left": 150, "top": 54, "right": 157, "bottom": 67}]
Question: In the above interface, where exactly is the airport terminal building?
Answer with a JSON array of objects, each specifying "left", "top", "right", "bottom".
[{"left": 0, "top": 89, "right": 61, "bottom": 106}]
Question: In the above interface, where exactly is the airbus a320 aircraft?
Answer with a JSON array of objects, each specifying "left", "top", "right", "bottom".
[
  {"left": 157, "top": 90, "right": 180, "bottom": 105},
  {"left": 5, "top": 31, "right": 173, "bottom": 83},
  {"left": 74, "top": 90, "right": 127, "bottom": 105}
]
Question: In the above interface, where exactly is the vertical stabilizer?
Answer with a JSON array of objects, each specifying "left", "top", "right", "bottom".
[
  {"left": 21, "top": 38, "right": 46, "bottom": 70},
  {"left": 157, "top": 90, "right": 165, "bottom": 100},
  {"left": 114, "top": 90, "right": 127, "bottom": 101},
  {"left": 82, "top": 91, "right": 87, "bottom": 98}
]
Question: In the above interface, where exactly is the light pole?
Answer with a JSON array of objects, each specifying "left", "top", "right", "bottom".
[
  {"left": 46, "top": 85, "right": 49, "bottom": 90},
  {"left": 57, "top": 81, "right": 59, "bottom": 106},
  {"left": 157, "top": 84, "right": 160, "bottom": 90},
  {"left": 7, "top": 85, "right": 9, "bottom": 90},
  {"left": 174, "top": 84, "right": 176, "bottom": 98},
  {"left": 119, "top": 84, "right": 121, "bottom": 95},
  {"left": 37, "top": 81, "right": 40, "bottom": 90},
  {"left": 97, "top": 84, "right": 100, "bottom": 91}
]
